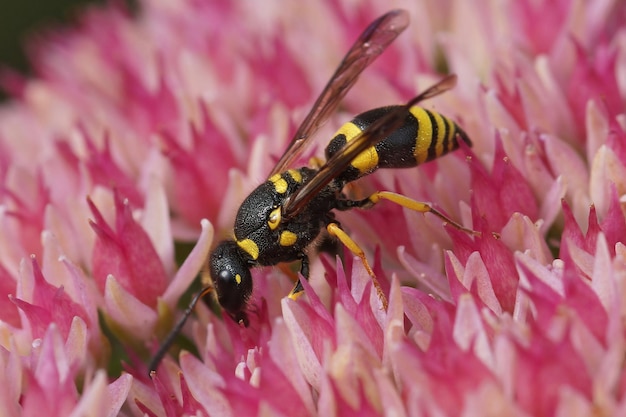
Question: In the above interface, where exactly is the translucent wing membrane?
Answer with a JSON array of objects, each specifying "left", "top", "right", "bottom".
[{"left": 269, "top": 9, "right": 410, "bottom": 177}]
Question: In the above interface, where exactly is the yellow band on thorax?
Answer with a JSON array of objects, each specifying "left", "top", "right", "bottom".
[
  {"left": 279, "top": 230, "right": 298, "bottom": 247},
  {"left": 237, "top": 238, "right": 259, "bottom": 260}
]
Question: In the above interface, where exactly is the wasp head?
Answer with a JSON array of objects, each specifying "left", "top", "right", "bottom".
[{"left": 209, "top": 240, "right": 252, "bottom": 326}]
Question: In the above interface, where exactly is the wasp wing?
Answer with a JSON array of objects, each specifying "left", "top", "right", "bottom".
[
  {"left": 269, "top": 9, "right": 410, "bottom": 177},
  {"left": 282, "top": 74, "right": 458, "bottom": 218}
]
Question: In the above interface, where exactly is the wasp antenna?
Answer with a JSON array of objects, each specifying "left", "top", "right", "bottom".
[{"left": 148, "top": 286, "right": 214, "bottom": 375}]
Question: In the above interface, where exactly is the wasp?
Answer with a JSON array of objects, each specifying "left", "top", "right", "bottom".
[{"left": 149, "top": 9, "right": 474, "bottom": 373}]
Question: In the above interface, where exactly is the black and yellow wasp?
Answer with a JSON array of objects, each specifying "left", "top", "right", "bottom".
[{"left": 150, "top": 9, "right": 473, "bottom": 372}]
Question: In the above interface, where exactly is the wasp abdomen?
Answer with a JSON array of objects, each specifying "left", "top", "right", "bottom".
[{"left": 325, "top": 105, "right": 471, "bottom": 184}]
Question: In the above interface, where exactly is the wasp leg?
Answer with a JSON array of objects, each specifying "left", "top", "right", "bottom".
[
  {"left": 288, "top": 256, "right": 309, "bottom": 300},
  {"left": 309, "top": 156, "right": 325, "bottom": 169},
  {"left": 342, "top": 191, "right": 479, "bottom": 236},
  {"left": 327, "top": 223, "right": 388, "bottom": 310}
]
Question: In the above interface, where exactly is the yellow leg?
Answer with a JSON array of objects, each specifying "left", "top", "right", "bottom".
[
  {"left": 288, "top": 287, "right": 305, "bottom": 300},
  {"left": 288, "top": 280, "right": 305, "bottom": 300},
  {"left": 309, "top": 156, "right": 325, "bottom": 169},
  {"left": 287, "top": 257, "right": 309, "bottom": 300},
  {"left": 327, "top": 223, "right": 388, "bottom": 309},
  {"left": 367, "top": 191, "right": 479, "bottom": 236}
]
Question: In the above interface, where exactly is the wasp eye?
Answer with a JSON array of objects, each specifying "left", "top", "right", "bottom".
[{"left": 215, "top": 268, "right": 247, "bottom": 295}]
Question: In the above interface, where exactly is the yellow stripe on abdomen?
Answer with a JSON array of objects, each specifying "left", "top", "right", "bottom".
[
  {"left": 430, "top": 111, "right": 448, "bottom": 156},
  {"left": 336, "top": 122, "right": 379, "bottom": 174},
  {"left": 410, "top": 107, "right": 435, "bottom": 164}
]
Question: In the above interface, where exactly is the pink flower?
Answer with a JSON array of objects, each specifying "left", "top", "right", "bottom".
[{"left": 0, "top": 0, "right": 625, "bottom": 415}]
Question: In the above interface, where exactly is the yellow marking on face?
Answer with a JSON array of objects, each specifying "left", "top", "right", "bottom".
[
  {"left": 337, "top": 122, "right": 379, "bottom": 174},
  {"left": 279, "top": 230, "right": 298, "bottom": 247},
  {"left": 268, "top": 207, "right": 281, "bottom": 230},
  {"left": 287, "top": 169, "right": 302, "bottom": 183},
  {"left": 237, "top": 238, "right": 259, "bottom": 260},
  {"left": 235, "top": 274, "right": 242, "bottom": 284},
  {"left": 411, "top": 107, "right": 434, "bottom": 164}
]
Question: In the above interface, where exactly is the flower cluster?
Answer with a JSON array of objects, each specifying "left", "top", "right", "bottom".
[{"left": 0, "top": 0, "right": 625, "bottom": 415}]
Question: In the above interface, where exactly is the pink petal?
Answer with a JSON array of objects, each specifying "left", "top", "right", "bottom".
[
  {"left": 0, "top": 262, "right": 20, "bottom": 326},
  {"left": 13, "top": 258, "right": 89, "bottom": 340},
  {"left": 88, "top": 191, "right": 167, "bottom": 307},
  {"left": 103, "top": 274, "right": 157, "bottom": 341}
]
